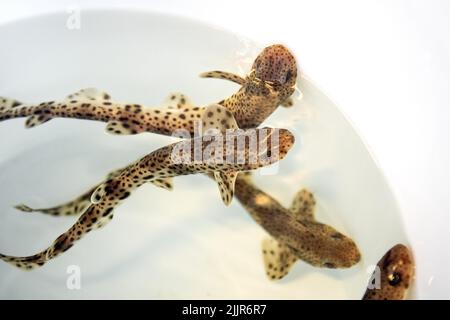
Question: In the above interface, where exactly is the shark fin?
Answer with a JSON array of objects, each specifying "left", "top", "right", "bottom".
[
  {"left": 105, "top": 120, "right": 144, "bottom": 135},
  {"left": 214, "top": 171, "right": 237, "bottom": 206},
  {"left": 200, "top": 71, "right": 245, "bottom": 85},
  {"left": 161, "top": 92, "right": 194, "bottom": 110},
  {"left": 150, "top": 178, "right": 173, "bottom": 191},
  {"left": 289, "top": 188, "right": 316, "bottom": 221},
  {"left": 91, "top": 183, "right": 107, "bottom": 204},
  {"left": 262, "top": 237, "right": 297, "bottom": 280},
  {"left": 24, "top": 114, "right": 53, "bottom": 128},
  {"left": 0, "top": 97, "right": 22, "bottom": 111},
  {"left": 19, "top": 89, "right": 113, "bottom": 129},
  {"left": 65, "top": 88, "right": 112, "bottom": 101},
  {"left": 281, "top": 97, "right": 294, "bottom": 108},
  {"left": 66, "top": 89, "right": 144, "bottom": 136},
  {"left": 201, "top": 104, "right": 239, "bottom": 206}
]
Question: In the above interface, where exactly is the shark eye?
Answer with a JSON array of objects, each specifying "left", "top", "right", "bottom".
[
  {"left": 388, "top": 272, "right": 402, "bottom": 286},
  {"left": 331, "top": 232, "right": 343, "bottom": 239}
]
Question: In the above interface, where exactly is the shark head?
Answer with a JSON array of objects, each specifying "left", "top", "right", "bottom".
[
  {"left": 363, "top": 244, "right": 414, "bottom": 300},
  {"left": 250, "top": 44, "right": 298, "bottom": 101},
  {"left": 286, "top": 220, "right": 361, "bottom": 269}
]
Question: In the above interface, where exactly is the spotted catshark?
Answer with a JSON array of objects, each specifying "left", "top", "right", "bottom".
[
  {"left": 0, "top": 105, "right": 295, "bottom": 269},
  {"left": 363, "top": 244, "right": 414, "bottom": 300},
  {"left": 0, "top": 44, "right": 297, "bottom": 135},
  {"left": 234, "top": 173, "right": 361, "bottom": 279}
]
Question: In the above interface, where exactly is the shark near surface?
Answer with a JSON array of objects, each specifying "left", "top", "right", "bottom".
[{"left": 0, "top": 44, "right": 414, "bottom": 299}]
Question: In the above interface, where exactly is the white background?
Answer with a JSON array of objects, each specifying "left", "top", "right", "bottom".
[{"left": 0, "top": 0, "right": 449, "bottom": 299}]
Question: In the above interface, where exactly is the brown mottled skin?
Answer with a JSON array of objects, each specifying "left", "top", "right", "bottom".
[
  {"left": 15, "top": 166, "right": 174, "bottom": 216},
  {"left": 0, "top": 44, "right": 298, "bottom": 270},
  {"left": 363, "top": 244, "right": 414, "bottom": 300},
  {"left": 234, "top": 173, "right": 361, "bottom": 280},
  {"left": 4, "top": 44, "right": 299, "bottom": 217},
  {"left": 0, "top": 45, "right": 297, "bottom": 135},
  {"left": 0, "top": 128, "right": 295, "bottom": 269}
]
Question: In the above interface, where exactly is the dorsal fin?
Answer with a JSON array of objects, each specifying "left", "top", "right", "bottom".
[
  {"left": 289, "top": 188, "right": 316, "bottom": 221},
  {"left": 65, "top": 88, "right": 112, "bottom": 101},
  {"left": 0, "top": 97, "right": 22, "bottom": 111},
  {"left": 23, "top": 89, "right": 113, "bottom": 129},
  {"left": 105, "top": 92, "right": 195, "bottom": 136},
  {"left": 161, "top": 92, "right": 194, "bottom": 110},
  {"left": 201, "top": 104, "right": 239, "bottom": 206}
]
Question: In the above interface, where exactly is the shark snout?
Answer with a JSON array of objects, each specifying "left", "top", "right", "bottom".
[
  {"left": 262, "top": 128, "right": 295, "bottom": 162},
  {"left": 322, "top": 238, "right": 361, "bottom": 269},
  {"left": 278, "top": 128, "right": 295, "bottom": 157}
]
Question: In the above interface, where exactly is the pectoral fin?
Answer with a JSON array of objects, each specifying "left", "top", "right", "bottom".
[
  {"left": 214, "top": 171, "right": 237, "bottom": 206},
  {"left": 262, "top": 237, "right": 297, "bottom": 280},
  {"left": 200, "top": 71, "right": 245, "bottom": 85},
  {"left": 281, "top": 97, "right": 294, "bottom": 108},
  {"left": 289, "top": 188, "right": 316, "bottom": 221},
  {"left": 202, "top": 104, "right": 239, "bottom": 205}
]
